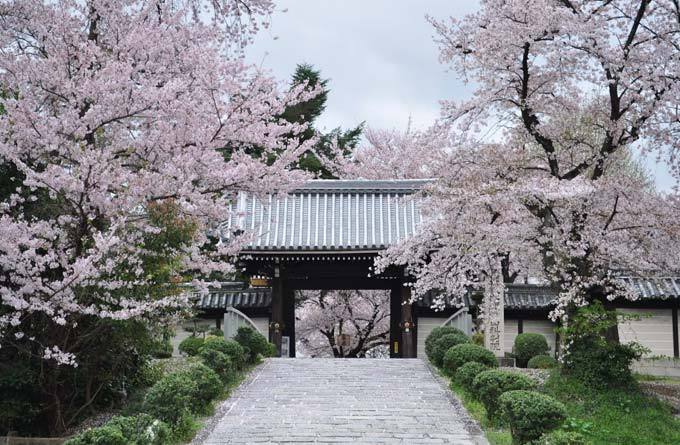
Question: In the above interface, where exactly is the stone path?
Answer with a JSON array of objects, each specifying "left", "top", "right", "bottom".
[{"left": 195, "top": 358, "right": 488, "bottom": 444}]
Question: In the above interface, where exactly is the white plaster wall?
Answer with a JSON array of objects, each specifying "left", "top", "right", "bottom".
[{"left": 618, "top": 308, "right": 674, "bottom": 357}]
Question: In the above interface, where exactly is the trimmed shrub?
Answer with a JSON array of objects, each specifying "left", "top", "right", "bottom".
[
  {"left": 534, "top": 431, "right": 587, "bottom": 445},
  {"left": 234, "top": 326, "right": 272, "bottom": 363},
  {"left": 527, "top": 354, "right": 557, "bottom": 369},
  {"left": 107, "top": 414, "right": 172, "bottom": 445},
  {"left": 472, "top": 332, "right": 485, "bottom": 346},
  {"left": 472, "top": 369, "right": 536, "bottom": 421},
  {"left": 64, "top": 424, "right": 126, "bottom": 445},
  {"left": 443, "top": 343, "right": 498, "bottom": 374},
  {"left": 431, "top": 332, "right": 470, "bottom": 367},
  {"left": 499, "top": 390, "right": 566, "bottom": 444},
  {"left": 513, "top": 333, "right": 550, "bottom": 367},
  {"left": 425, "top": 326, "right": 466, "bottom": 363},
  {"left": 185, "top": 363, "right": 222, "bottom": 412},
  {"left": 455, "top": 361, "right": 489, "bottom": 391},
  {"left": 144, "top": 372, "right": 198, "bottom": 424},
  {"left": 178, "top": 336, "right": 204, "bottom": 356},
  {"left": 198, "top": 347, "right": 235, "bottom": 382},
  {"left": 151, "top": 337, "right": 173, "bottom": 359},
  {"left": 200, "top": 336, "right": 246, "bottom": 370},
  {"left": 208, "top": 327, "right": 224, "bottom": 337}
]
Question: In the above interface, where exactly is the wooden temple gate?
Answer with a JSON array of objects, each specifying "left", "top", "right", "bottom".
[{"left": 222, "top": 179, "right": 430, "bottom": 358}]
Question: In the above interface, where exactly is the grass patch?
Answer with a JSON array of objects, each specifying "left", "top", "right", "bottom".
[
  {"left": 544, "top": 373, "right": 680, "bottom": 445},
  {"left": 635, "top": 373, "right": 680, "bottom": 385},
  {"left": 442, "top": 367, "right": 680, "bottom": 445}
]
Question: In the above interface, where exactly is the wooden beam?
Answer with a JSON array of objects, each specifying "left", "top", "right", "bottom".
[
  {"left": 401, "top": 285, "right": 416, "bottom": 358},
  {"left": 287, "top": 277, "right": 399, "bottom": 290},
  {"left": 673, "top": 308, "right": 679, "bottom": 359},
  {"left": 390, "top": 285, "right": 402, "bottom": 358},
  {"left": 269, "top": 265, "right": 284, "bottom": 357}
]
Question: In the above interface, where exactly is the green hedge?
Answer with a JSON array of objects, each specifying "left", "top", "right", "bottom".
[
  {"left": 443, "top": 343, "right": 498, "bottom": 375},
  {"left": 454, "top": 361, "right": 489, "bottom": 391},
  {"left": 431, "top": 332, "right": 470, "bottom": 367},
  {"left": 65, "top": 414, "right": 171, "bottom": 445},
  {"left": 178, "top": 336, "right": 204, "bottom": 356},
  {"left": 200, "top": 337, "right": 246, "bottom": 370},
  {"left": 472, "top": 369, "right": 536, "bottom": 422},
  {"left": 425, "top": 326, "right": 466, "bottom": 363},
  {"left": 185, "top": 363, "right": 222, "bottom": 413},
  {"left": 534, "top": 430, "right": 587, "bottom": 445},
  {"left": 499, "top": 390, "right": 566, "bottom": 444},
  {"left": 527, "top": 354, "right": 557, "bottom": 369},
  {"left": 233, "top": 326, "right": 273, "bottom": 363},
  {"left": 199, "top": 348, "right": 235, "bottom": 383},
  {"left": 144, "top": 371, "right": 198, "bottom": 424},
  {"left": 513, "top": 333, "right": 549, "bottom": 367},
  {"left": 151, "top": 337, "right": 173, "bottom": 359}
]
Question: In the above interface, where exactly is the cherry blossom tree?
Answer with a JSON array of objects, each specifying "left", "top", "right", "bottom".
[
  {"left": 296, "top": 290, "right": 390, "bottom": 358},
  {"left": 372, "top": 0, "right": 680, "bottom": 352},
  {"left": 0, "top": 0, "right": 317, "bottom": 432}
]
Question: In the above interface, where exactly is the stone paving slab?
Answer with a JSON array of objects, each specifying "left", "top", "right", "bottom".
[{"left": 195, "top": 358, "right": 488, "bottom": 445}]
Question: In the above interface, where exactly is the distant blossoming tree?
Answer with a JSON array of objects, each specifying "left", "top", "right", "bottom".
[
  {"left": 0, "top": 0, "right": 316, "bottom": 431},
  {"left": 296, "top": 290, "right": 390, "bottom": 358},
  {"left": 369, "top": 0, "right": 680, "bottom": 351}
]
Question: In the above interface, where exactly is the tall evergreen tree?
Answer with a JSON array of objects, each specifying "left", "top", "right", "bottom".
[{"left": 282, "top": 64, "right": 363, "bottom": 178}]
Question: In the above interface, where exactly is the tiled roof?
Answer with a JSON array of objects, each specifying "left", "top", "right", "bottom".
[
  {"left": 219, "top": 179, "right": 428, "bottom": 253},
  {"left": 196, "top": 287, "right": 272, "bottom": 309},
  {"left": 504, "top": 285, "right": 557, "bottom": 310}
]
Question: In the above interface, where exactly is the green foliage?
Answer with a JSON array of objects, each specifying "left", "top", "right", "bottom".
[
  {"left": 473, "top": 369, "right": 537, "bottom": 422},
  {"left": 234, "top": 327, "right": 272, "bottom": 363},
  {"left": 443, "top": 343, "right": 498, "bottom": 375},
  {"left": 144, "top": 372, "right": 198, "bottom": 424},
  {"left": 185, "top": 363, "right": 222, "bottom": 413},
  {"left": 532, "top": 430, "right": 586, "bottom": 445},
  {"left": 561, "top": 302, "right": 645, "bottom": 388},
  {"left": 527, "top": 355, "right": 557, "bottom": 369},
  {"left": 499, "top": 390, "right": 566, "bottom": 444},
  {"left": 455, "top": 361, "right": 490, "bottom": 391},
  {"left": 425, "top": 326, "right": 466, "bottom": 363},
  {"left": 0, "top": 361, "right": 42, "bottom": 434},
  {"left": 178, "top": 336, "right": 205, "bottom": 357},
  {"left": 513, "top": 333, "right": 550, "bottom": 368},
  {"left": 64, "top": 424, "right": 127, "bottom": 445},
  {"left": 472, "top": 332, "right": 485, "bottom": 346},
  {"left": 131, "top": 360, "right": 165, "bottom": 388},
  {"left": 198, "top": 348, "right": 235, "bottom": 383},
  {"left": 431, "top": 332, "right": 471, "bottom": 367},
  {"left": 106, "top": 414, "right": 171, "bottom": 445},
  {"left": 208, "top": 328, "right": 223, "bottom": 337},
  {"left": 151, "top": 337, "right": 173, "bottom": 359},
  {"left": 200, "top": 336, "right": 246, "bottom": 370}
]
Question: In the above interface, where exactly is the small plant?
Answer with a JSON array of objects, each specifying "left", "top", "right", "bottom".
[
  {"left": 234, "top": 326, "right": 273, "bottom": 363},
  {"left": 208, "top": 327, "right": 224, "bottom": 337},
  {"left": 198, "top": 347, "right": 235, "bottom": 382},
  {"left": 185, "top": 363, "right": 222, "bottom": 413},
  {"left": 443, "top": 343, "right": 498, "bottom": 375},
  {"left": 527, "top": 354, "right": 557, "bottom": 369},
  {"left": 200, "top": 336, "right": 246, "bottom": 370},
  {"left": 106, "top": 414, "right": 172, "bottom": 445},
  {"left": 455, "top": 361, "right": 489, "bottom": 391},
  {"left": 144, "top": 372, "right": 198, "bottom": 424},
  {"left": 132, "top": 360, "right": 165, "bottom": 387},
  {"left": 151, "top": 337, "right": 173, "bottom": 359},
  {"left": 472, "top": 332, "right": 485, "bottom": 346},
  {"left": 535, "top": 430, "right": 587, "bottom": 445},
  {"left": 513, "top": 333, "right": 549, "bottom": 367},
  {"left": 472, "top": 369, "right": 536, "bottom": 422},
  {"left": 64, "top": 424, "right": 126, "bottom": 445},
  {"left": 178, "top": 336, "right": 204, "bottom": 356},
  {"left": 431, "top": 332, "right": 471, "bottom": 367},
  {"left": 499, "top": 390, "right": 567, "bottom": 444}
]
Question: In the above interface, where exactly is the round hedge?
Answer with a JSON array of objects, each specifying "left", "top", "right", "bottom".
[
  {"left": 513, "top": 333, "right": 550, "bottom": 367},
  {"left": 185, "top": 363, "right": 222, "bottom": 412},
  {"left": 472, "top": 369, "right": 536, "bottom": 422},
  {"left": 536, "top": 430, "right": 587, "bottom": 445},
  {"left": 106, "top": 414, "right": 171, "bottom": 445},
  {"left": 425, "top": 326, "right": 466, "bottom": 362},
  {"left": 499, "top": 390, "right": 566, "bottom": 444},
  {"left": 234, "top": 326, "right": 273, "bottom": 362},
  {"left": 527, "top": 354, "right": 557, "bottom": 369},
  {"left": 178, "top": 336, "right": 204, "bottom": 356},
  {"left": 64, "top": 424, "right": 126, "bottom": 445},
  {"left": 200, "top": 337, "right": 246, "bottom": 370},
  {"left": 198, "top": 347, "right": 235, "bottom": 382},
  {"left": 431, "top": 332, "right": 470, "bottom": 367},
  {"left": 442, "top": 343, "right": 498, "bottom": 374},
  {"left": 454, "top": 361, "right": 489, "bottom": 391},
  {"left": 144, "top": 372, "right": 197, "bottom": 424}
]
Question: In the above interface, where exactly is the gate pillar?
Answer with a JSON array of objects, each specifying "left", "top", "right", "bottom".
[{"left": 270, "top": 264, "right": 284, "bottom": 357}]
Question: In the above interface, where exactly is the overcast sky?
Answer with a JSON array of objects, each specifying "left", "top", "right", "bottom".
[{"left": 247, "top": 0, "right": 675, "bottom": 191}]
